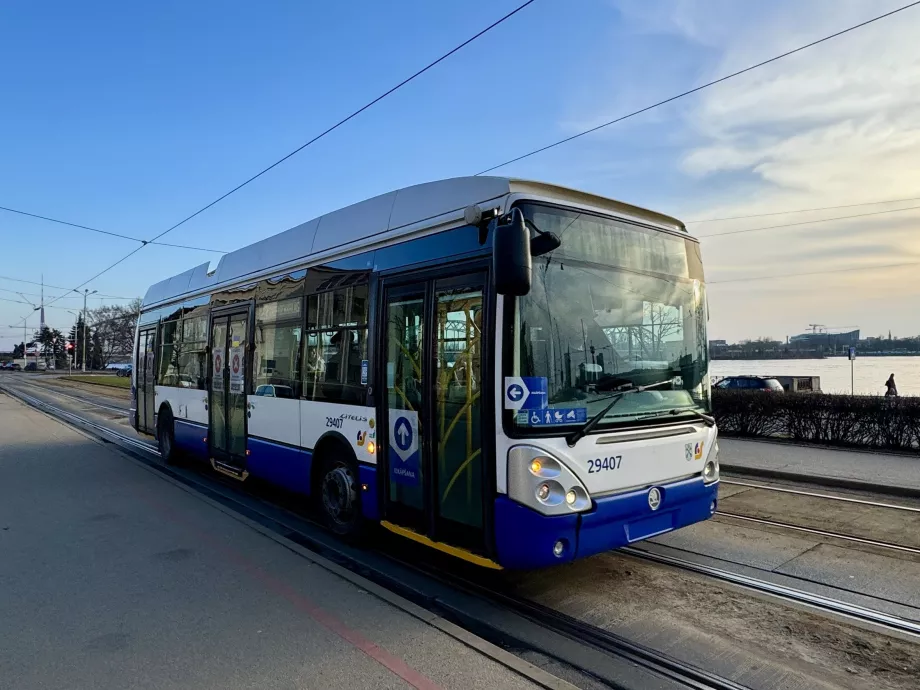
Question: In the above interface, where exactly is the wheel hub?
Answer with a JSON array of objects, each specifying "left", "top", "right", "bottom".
[{"left": 322, "top": 465, "right": 356, "bottom": 525}]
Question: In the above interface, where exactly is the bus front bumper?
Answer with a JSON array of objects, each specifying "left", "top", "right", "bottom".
[{"left": 494, "top": 475, "right": 718, "bottom": 570}]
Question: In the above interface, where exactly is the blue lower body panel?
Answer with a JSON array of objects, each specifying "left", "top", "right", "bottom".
[
  {"left": 494, "top": 497, "right": 579, "bottom": 569},
  {"left": 359, "top": 464, "right": 379, "bottom": 521},
  {"left": 174, "top": 420, "right": 208, "bottom": 460},
  {"left": 246, "top": 437, "right": 312, "bottom": 496},
  {"left": 494, "top": 476, "right": 718, "bottom": 569}
]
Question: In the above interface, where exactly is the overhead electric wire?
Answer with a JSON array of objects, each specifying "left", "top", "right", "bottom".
[
  {"left": 0, "top": 294, "right": 123, "bottom": 312},
  {"left": 696, "top": 203, "right": 920, "bottom": 239},
  {"left": 0, "top": 296, "right": 37, "bottom": 307},
  {"left": 709, "top": 260, "right": 920, "bottom": 284},
  {"left": 0, "top": 274, "right": 134, "bottom": 300},
  {"left": 40, "top": 0, "right": 538, "bottom": 307},
  {"left": 0, "top": 204, "right": 226, "bottom": 253},
  {"left": 475, "top": 1, "right": 920, "bottom": 175},
  {"left": 144, "top": 0, "right": 538, "bottom": 248},
  {"left": 0, "top": 289, "right": 122, "bottom": 302},
  {"left": 0, "top": 287, "right": 133, "bottom": 304},
  {"left": 685, "top": 194, "right": 920, "bottom": 224}
]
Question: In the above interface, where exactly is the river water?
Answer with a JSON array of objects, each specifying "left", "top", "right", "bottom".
[{"left": 710, "top": 356, "right": 920, "bottom": 396}]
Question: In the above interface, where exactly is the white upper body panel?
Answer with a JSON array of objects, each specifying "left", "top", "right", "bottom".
[{"left": 141, "top": 176, "right": 685, "bottom": 310}]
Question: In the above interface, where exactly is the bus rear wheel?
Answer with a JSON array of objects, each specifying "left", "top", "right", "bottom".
[
  {"left": 157, "top": 408, "right": 182, "bottom": 466},
  {"left": 317, "top": 450, "right": 362, "bottom": 538}
]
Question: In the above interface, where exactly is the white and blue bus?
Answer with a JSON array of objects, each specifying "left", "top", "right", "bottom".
[{"left": 132, "top": 177, "right": 718, "bottom": 569}]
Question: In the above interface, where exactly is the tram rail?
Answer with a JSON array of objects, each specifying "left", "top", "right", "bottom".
[{"left": 4, "top": 381, "right": 918, "bottom": 687}]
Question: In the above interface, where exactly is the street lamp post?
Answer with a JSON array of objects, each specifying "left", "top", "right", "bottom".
[
  {"left": 74, "top": 289, "right": 98, "bottom": 373},
  {"left": 15, "top": 294, "right": 42, "bottom": 367}
]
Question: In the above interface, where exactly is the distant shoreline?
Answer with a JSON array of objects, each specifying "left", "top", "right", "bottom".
[
  {"left": 713, "top": 353, "right": 920, "bottom": 361},
  {"left": 712, "top": 354, "right": 825, "bottom": 360}
]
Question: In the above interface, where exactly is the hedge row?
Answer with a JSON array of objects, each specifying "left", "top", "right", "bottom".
[{"left": 711, "top": 390, "right": 920, "bottom": 451}]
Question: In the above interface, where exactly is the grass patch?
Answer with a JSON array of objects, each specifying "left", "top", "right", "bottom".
[{"left": 64, "top": 375, "right": 132, "bottom": 389}]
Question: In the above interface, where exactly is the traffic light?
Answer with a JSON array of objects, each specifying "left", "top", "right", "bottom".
[{"left": 66, "top": 342, "right": 74, "bottom": 351}]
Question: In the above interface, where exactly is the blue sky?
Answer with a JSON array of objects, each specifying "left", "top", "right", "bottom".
[{"left": 3, "top": 0, "right": 920, "bottom": 348}]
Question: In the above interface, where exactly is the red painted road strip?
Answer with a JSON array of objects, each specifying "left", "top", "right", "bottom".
[{"left": 139, "top": 492, "right": 444, "bottom": 690}]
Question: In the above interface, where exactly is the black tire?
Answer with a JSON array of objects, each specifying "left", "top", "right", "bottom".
[
  {"left": 157, "top": 408, "right": 182, "bottom": 466},
  {"left": 317, "top": 446, "right": 363, "bottom": 538}
]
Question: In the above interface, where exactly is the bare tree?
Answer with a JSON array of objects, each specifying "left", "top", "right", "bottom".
[
  {"left": 638, "top": 303, "right": 682, "bottom": 360},
  {"left": 87, "top": 298, "right": 142, "bottom": 367}
]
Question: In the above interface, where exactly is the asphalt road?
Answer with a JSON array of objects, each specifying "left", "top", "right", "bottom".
[
  {"left": 5, "top": 371, "right": 917, "bottom": 621},
  {"left": 0, "top": 392, "right": 552, "bottom": 690},
  {"left": 7, "top": 372, "right": 920, "bottom": 686}
]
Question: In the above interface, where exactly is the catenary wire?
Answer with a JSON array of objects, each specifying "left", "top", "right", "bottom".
[
  {"left": 696, "top": 204, "right": 920, "bottom": 239},
  {"left": 475, "top": 1, "right": 920, "bottom": 175},
  {"left": 709, "top": 261, "right": 920, "bottom": 284},
  {"left": 38, "top": 0, "right": 539, "bottom": 307},
  {"left": 144, "top": 0, "right": 538, "bottom": 248},
  {"left": 685, "top": 194, "right": 920, "bottom": 224},
  {"left": 0, "top": 274, "right": 134, "bottom": 299},
  {"left": 0, "top": 204, "right": 226, "bottom": 253}
]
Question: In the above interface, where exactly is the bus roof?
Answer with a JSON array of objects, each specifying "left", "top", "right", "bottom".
[{"left": 141, "top": 176, "right": 686, "bottom": 309}]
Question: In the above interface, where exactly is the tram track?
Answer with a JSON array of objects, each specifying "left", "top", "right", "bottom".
[
  {"left": 623, "top": 547, "right": 920, "bottom": 641},
  {"left": 0, "top": 382, "right": 745, "bottom": 689},
  {"left": 11, "top": 377, "right": 129, "bottom": 415},
  {"left": 714, "top": 478, "right": 920, "bottom": 558},
  {"left": 720, "top": 479, "right": 920, "bottom": 513},
  {"left": 715, "top": 511, "right": 920, "bottom": 556},
  {"left": 4, "top": 381, "right": 920, "bottom": 688}
]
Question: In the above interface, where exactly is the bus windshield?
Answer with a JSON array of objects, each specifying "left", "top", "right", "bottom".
[{"left": 509, "top": 203, "right": 710, "bottom": 431}]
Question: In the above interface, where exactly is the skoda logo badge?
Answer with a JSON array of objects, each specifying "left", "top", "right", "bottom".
[{"left": 648, "top": 487, "right": 662, "bottom": 511}]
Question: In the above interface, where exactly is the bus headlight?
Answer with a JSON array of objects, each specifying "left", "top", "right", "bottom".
[{"left": 508, "top": 446, "right": 592, "bottom": 516}]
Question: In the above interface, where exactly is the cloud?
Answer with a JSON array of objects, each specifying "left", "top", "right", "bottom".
[
  {"left": 676, "top": 0, "right": 920, "bottom": 203},
  {"left": 622, "top": 0, "right": 920, "bottom": 340}
]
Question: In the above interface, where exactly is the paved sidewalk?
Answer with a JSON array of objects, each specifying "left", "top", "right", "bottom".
[
  {"left": 720, "top": 437, "right": 920, "bottom": 493},
  {"left": 0, "top": 393, "right": 556, "bottom": 690}
]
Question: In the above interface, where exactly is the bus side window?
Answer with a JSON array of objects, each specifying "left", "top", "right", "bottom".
[{"left": 303, "top": 285, "right": 368, "bottom": 405}]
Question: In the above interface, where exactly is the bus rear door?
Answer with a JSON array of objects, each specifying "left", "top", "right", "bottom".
[
  {"left": 208, "top": 308, "right": 251, "bottom": 479},
  {"left": 136, "top": 327, "right": 157, "bottom": 434}
]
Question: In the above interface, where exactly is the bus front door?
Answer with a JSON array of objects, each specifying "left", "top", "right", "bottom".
[
  {"left": 208, "top": 310, "right": 251, "bottom": 479},
  {"left": 380, "top": 271, "right": 491, "bottom": 562}
]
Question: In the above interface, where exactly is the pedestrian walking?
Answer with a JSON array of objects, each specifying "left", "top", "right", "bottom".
[{"left": 885, "top": 373, "right": 898, "bottom": 397}]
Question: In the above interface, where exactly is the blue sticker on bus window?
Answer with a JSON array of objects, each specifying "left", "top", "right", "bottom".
[
  {"left": 526, "top": 408, "right": 588, "bottom": 426},
  {"left": 360, "top": 359, "right": 368, "bottom": 386},
  {"left": 504, "top": 376, "right": 548, "bottom": 411},
  {"left": 389, "top": 412, "right": 420, "bottom": 486}
]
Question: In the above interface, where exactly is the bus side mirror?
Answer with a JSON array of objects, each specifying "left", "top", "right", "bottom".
[{"left": 493, "top": 208, "right": 532, "bottom": 296}]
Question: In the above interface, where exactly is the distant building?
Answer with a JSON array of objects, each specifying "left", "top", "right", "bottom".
[
  {"left": 709, "top": 340, "right": 728, "bottom": 348},
  {"left": 789, "top": 329, "right": 860, "bottom": 350}
]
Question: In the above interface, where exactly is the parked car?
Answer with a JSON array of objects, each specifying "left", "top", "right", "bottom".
[
  {"left": 116, "top": 365, "right": 133, "bottom": 378},
  {"left": 715, "top": 376, "right": 785, "bottom": 392},
  {"left": 0, "top": 362, "right": 19, "bottom": 371},
  {"left": 255, "top": 384, "right": 296, "bottom": 399}
]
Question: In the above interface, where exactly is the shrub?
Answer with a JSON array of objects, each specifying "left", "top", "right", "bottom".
[{"left": 711, "top": 390, "right": 920, "bottom": 451}]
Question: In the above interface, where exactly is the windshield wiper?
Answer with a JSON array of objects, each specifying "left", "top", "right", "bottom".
[
  {"left": 565, "top": 380, "right": 673, "bottom": 447},
  {"left": 636, "top": 407, "right": 716, "bottom": 427}
]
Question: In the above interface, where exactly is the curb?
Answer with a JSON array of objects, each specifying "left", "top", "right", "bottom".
[
  {"left": 721, "top": 464, "right": 920, "bottom": 500},
  {"left": 719, "top": 435, "right": 920, "bottom": 459}
]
